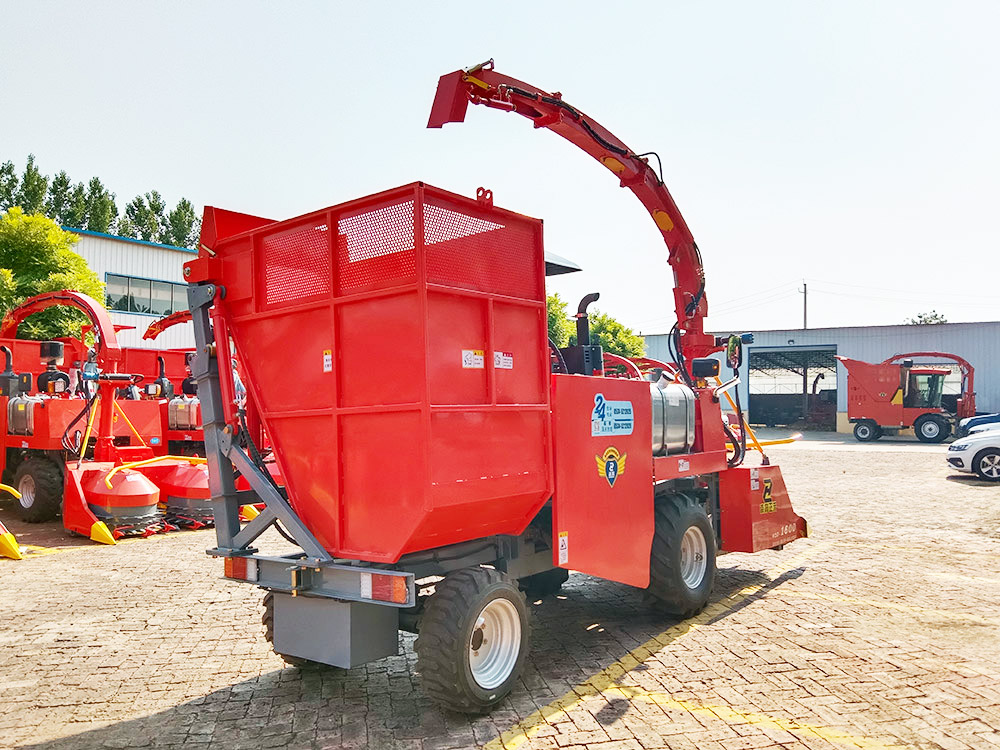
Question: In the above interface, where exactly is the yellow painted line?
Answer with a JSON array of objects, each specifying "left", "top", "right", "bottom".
[
  {"left": 18, "top": 544, "right": 65, "bottom": 558},
  {"left": 783, "top": 590, "right": 1000, "bottom": 627},
  {"left": 484, "top": 542, "right": 831, "bottom": 750},
  {"left": 605, "top": 688, "right": 904, "bottom": 749}
]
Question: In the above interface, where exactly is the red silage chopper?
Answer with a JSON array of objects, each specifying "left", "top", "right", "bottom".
[
  {"left": 838, "top": 351, "right": 975, "bottom": 442},
  {"left": 189, "top": 60, "right": 808, "bottom": 713},
  {"left": 0, "top": 291, "right": 209, "bottom": 542}
]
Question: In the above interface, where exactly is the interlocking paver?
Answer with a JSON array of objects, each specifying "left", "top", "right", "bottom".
[{"left": 2, "top": 434, "right": 999, "bottom": 749}]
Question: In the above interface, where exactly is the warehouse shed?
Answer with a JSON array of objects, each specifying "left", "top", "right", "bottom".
[
  {"left": 644, "top": 322, "right": 1000, "bottom": 433},
  {"left": 67, "top": 228, "right": 196, "bottom": 350}
]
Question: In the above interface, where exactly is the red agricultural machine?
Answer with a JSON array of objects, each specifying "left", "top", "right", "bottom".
[
  {"left": 190, "top": 60, "right": 807, "bottom": 713},
  {"left": 838, "top": 351, "right": 975, "bottom": 442},
  {"left": 0, "top": 291, "right": 210, "bottom": 541}
]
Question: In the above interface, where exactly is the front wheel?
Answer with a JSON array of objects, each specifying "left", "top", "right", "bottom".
[
  {"left": 853, "top": 420, "right": 879, "bottom": 442},
  {"left": 14, "top": 456, "right": 63, "bottom": 523},
  {"left": 973, "top": 448, "right": 1000, "bottom": 481},
  {"left": 646, "top": 493, "right": 716, "bottom": 617},
  {"left": 915, "top": 414, "right": 950, "bottom": 443},
  {"left": 415, "top": 567, "right": 529, "bottom": 713}
]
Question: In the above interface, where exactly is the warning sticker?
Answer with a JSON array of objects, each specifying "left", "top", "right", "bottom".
[
  {"left": 591, "top": 394, "right": 634, "bottom": 436},
  {"left": 678, "top": 458, "right": 690, "bottom": 473},
  {"left": 461, "top": 349, "right": 485, "bottom": 369},
  {"left": 494, "top": 351, "right": 514, "bottom": 370},
  {"left": 322, "top": 349, "right": 333, "bottom": 373},
  {"left": 750, "top": 467, "right": 760, "bottom": 491},
  {"left": 557, "top": 531, "right": 569, "bottom": 565}
]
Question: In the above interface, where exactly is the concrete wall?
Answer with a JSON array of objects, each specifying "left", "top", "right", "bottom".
[{"left": 645, "top": 322, "right": 1000, "bottom": 429}]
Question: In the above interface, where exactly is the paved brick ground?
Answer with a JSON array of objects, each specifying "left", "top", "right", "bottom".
[{"left": 2, "top": 433, "right": 999, "bottom": 749}]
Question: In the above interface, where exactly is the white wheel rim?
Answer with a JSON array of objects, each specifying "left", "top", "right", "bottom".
[
  {"left": 857, "top": 425, "right": 871, "bottom": 439},
  {"left": 18, "top": 475, "right": 35, "bottom": 510},
  {"left": 469, "top": 598, "right": 521, "bottom": 690},
  {"left": 922, "top": 421, "right": 940, "bottom": 438},
  {"left": 981, "top": 454, "right": 1000, "bottom": 479},
  {"left": 680, "top": 525, "right": 708, "bottom": 589}
]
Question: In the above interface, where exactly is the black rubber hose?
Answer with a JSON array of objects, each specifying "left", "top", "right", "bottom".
[{"left": 549, "top": 338, "right": 569, "bottom": 374}]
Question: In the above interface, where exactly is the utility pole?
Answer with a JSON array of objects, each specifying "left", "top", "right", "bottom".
[{"left": 799, "top": 281, "right": 808, "bottom": 329}]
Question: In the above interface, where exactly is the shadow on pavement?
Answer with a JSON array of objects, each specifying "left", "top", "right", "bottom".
[{"left": 18, "top": 564, "right": 802, "bottom": 750}]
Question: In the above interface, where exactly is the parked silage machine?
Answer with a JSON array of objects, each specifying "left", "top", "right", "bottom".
[
  {"left": 0, "top": 291, "right": 210, "bottom": 542},
  {"left": 188, "top": 60, "right": 808, "bottom": 713}
]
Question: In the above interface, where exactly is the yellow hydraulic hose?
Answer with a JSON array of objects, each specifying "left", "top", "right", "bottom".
[
  {"left": 713, "top": 376, "right": 768, "bottom": 455},
  {"left": 77, "top": 395, "right": 100, "bottom": 469}
]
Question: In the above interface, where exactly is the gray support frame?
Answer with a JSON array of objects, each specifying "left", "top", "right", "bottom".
[{"left": 187, "top": 282, "right": 332, "bottom": 564}]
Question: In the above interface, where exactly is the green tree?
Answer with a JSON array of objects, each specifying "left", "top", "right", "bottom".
[
  {"left": 586, "top": 310, "right": 645, "bottom": 358},
  {"left": 905, "top": 310, "right": 948, "bottom": 325},
  {"left": 45, "top": 171, "right": 73, "bottom": 224},
  {"left": 64, "top": 182, "right": 88, "bottom": 228},
  {"left": 123, "top": 195, "right": 153, "bottom": 240},
  {"left": 0, "top": 161, "right": 18, "bottom": 211},
  {"left": 14, "top": 154, "right": 48, "bottom": 215},
  {"left": 547, "top": 293, "right": 574, "bottom": 347},
  {"left": 163, "top": 197, "right": 200, "bottom": 248},
  {"left": 84, "top": 176, "right": 117, "bottom": 233},
  {"left": 0, "top": 208, "right": 105, "bottom": 339}
]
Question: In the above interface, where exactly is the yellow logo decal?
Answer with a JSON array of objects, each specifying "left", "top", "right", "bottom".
[{"left": 595, "top": 446, "right": 627, "bottom": 488}]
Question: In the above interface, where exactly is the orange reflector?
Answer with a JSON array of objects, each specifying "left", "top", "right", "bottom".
[
  {"left": 224, "top": 556, "right": 257, "bottom": 581},
  {"left": 361, "top": 572, "right": 408, "bottom": 604}
]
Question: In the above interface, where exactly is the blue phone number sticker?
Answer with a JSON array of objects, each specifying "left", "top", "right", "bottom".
[{"left": 591, "top": 393, "right": 634, "bottom": 436}]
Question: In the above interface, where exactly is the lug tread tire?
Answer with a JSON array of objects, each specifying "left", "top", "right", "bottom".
[
  {"left": 915, "top": 415, "right": 950, "bottom": 443},
  {"left": 854, "top": 421, "right": 878, "bottom": 442},
  {"left": 646, "top": 494, "right": 716, "bottom": 618},
  {"left": 14, "top": 456, "right": 63, "bottom": 523},
  {"left": 261, "top": 591, "right": 312, "bottom": 668},
  {"left": 415, "top": 567, "right": 529, "bottom": 714}
]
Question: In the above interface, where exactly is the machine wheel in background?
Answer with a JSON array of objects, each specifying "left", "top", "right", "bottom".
[
  {"left": 973, "top": 448, "right": 1000, "bottom": 481},
  {"left": 853, "top": 420, "right": 879, "bottom": 442},
  {"left": 914, "top": 414, "right": 950, "bottom": 443},
  {"left": 518, "top": 567, "right": 569, "bottom": 596},
  {"left": 261, "top": 591, "right": 313, "bottom": 668},
  {"left": 14, "top": 456, "right": 63, "bottom": 523},
  {"left": 646, "top": 493, "right": 716, "bottom": 617},
  {"left": 415, "top": 567, "right": 529, "bottom": 713}
]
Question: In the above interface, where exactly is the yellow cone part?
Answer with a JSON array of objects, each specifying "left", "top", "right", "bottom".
[
  {"left": 240, "top": 504, "right": 260, "bottom": 521},
  {"left": 0, "top": 532, "right": 22, "bottom": 560},
  {"left": 90, "top": 521, "right": 116, "bottom": 545}
]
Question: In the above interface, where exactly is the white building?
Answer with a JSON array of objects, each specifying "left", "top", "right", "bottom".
[
  {"left": 69, "top": 228, "right": 196, "bottom": 350},
  {"left": 645, "top": 322, "right": 1000, "bottom": 433}
]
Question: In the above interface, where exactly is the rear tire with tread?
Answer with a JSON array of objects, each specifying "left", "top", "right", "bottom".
[
  {"left": 261, "top": 591, "right": 314, "bottom": 668},
  {"left": 416, "top": 567, "right": 529, "bottom": 713},
  {"left": 646, "top": 493, "right": 716, "bottom": 617},
  {"left": 14, "top": 455, "right": 63, "bottom": 523}
]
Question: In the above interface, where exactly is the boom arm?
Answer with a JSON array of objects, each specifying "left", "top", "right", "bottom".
[
  {"left": 428, "top": 60, "right": 717, "bottom": 362},
  {"left": 0, "top": 291, "right": 121, "bottom": 364}
]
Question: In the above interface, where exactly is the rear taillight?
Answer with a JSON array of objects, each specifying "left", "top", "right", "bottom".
[
  {"left": 224, "top": 556, "right": 258, "bottom": 582},
  {"left": 359, "top": 572, "right": 408, "bottom": 604}
]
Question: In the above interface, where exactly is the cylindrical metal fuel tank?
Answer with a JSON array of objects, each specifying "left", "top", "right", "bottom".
[{"left": 649, "top": 375, "right": 696, "bottom": 455}]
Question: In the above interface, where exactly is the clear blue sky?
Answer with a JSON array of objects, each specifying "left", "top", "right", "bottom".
[{"left": 3, "top": 1, "right": 997, "bottom": 333}]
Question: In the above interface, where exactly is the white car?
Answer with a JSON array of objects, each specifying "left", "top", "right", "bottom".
[{"left": 947, "top": 431, "right": 1000, "bottom": 481}]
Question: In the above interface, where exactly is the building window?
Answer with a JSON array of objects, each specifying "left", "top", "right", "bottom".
[{"left": 106, "top": 274, "right": 187, "bottom": 316}]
